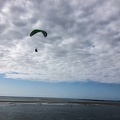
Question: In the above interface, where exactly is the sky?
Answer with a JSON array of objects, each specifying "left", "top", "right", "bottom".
[{"left": 0, "top": 0, "right": 120, "bottom": 100}]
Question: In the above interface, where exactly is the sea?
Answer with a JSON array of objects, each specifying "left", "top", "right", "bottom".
[{"left": 0, "top": 96, "right": 120, "bottom": 120}]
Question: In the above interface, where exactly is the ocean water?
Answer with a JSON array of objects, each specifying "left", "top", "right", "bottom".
[{"left": 0, "top": 97, "right": 120, "bottom": 120}]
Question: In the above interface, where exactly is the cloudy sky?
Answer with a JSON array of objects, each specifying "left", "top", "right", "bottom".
[{"left": 0, "top": 0, "right": 120, "bottom": 100}]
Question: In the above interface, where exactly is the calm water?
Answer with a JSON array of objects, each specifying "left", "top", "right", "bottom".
[{"left": 0, "top": 97, "right": 120, "bottom": 120}]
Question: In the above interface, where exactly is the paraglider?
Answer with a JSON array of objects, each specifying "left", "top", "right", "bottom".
[{"left": 30, "top": 29, "right": 47, "bottom": 52}]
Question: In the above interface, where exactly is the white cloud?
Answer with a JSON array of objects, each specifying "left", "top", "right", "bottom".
[{"left": 0, "top": 0, "right": 120, "bottom": 83}]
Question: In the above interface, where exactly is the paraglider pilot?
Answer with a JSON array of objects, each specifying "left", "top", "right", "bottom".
[{"left": 35, "top": 48, "right": 38, "bottom": 52}]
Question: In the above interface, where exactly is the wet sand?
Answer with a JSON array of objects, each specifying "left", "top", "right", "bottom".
[{"left": 0, "top": 97, "right": 120, "bottom": 106}]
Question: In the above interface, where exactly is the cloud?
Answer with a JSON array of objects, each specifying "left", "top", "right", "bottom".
[{"left": 0, "top": 0, "right": 120, "bottom": 83}]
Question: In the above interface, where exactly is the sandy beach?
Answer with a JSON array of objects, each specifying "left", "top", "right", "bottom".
[{"left": 0, "top": 96, "right": 120, "bottom": 106}]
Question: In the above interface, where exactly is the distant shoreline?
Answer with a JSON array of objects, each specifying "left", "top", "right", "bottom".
[{"left": 0, "top": 96, "right": 120, "bottom": 106}]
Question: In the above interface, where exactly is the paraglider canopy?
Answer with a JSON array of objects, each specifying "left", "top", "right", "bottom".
[{"left": 30, "top": 29, "right": 47, "bottom": 37}]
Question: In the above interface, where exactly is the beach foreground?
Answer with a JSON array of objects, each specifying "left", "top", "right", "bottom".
[{"left": 0, "top": 96, "right": 120, "bottom": 120}]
